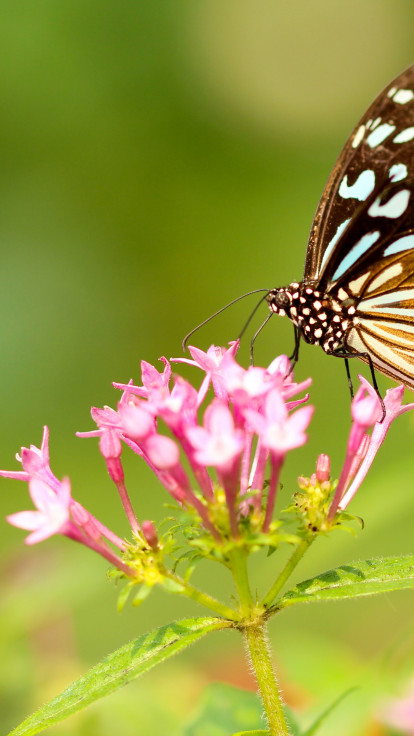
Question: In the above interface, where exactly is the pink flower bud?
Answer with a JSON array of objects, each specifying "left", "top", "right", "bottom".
[
  {"left": 145, "top": 434, "right": 180, "bottom": 470},
  {"left": 142, "top": 520, "right": 158, "bottom": 549},
  {"left": 316, "top": 453, "right": 330, "bottom": 483},
  {"left": 351, "top": 380, "right": 381, "bottom": 428},
  {"left": 118, "top": 401, "right": 155, "bottom": 442},
  {"left": 99, "top": 428, "right": 122, "bottom": 460}
]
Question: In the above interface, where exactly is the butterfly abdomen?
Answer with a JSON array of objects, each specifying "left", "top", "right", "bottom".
[{"left": 267, "top": 283, "right": 357, "bottom": 354}]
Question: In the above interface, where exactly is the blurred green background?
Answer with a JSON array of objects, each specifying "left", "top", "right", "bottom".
[{"left": 1, "top": 1, "right": 414, "bottom": 734}]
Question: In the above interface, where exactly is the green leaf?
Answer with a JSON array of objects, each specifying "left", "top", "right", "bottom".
[
  {"left": 7, "top": 617, "right": 229, "bottom": 736},
  {"left": 302, "top": 688, "right": 356, "bottom": 735},
  {"left": 182, "top": 682, "right": 264, "bottom": 735},
  {"left": 231, "top": 731, "right": 269, "bottom": 735},
  {"left": 277, "top": 554, "right": 414, "bottom": 608}
]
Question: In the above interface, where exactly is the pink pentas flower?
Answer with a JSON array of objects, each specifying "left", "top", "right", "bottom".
[
  {"left": 351, "top": 376, "right": 382, "bottom": 429},
  {"left": 153, "top": 376, "right": 199, "bottom": 434},
  {"left": 112, "top": 358, "right": 171, "bottom": 400},
  {"left": 338, "top": 383, "right": 414, "bottom": 511},
  {"left": 218, "top": 354, "right": 271, "bottom": 409},
  {"left": 172, "top": 342, "right": 239, "bottom": 402},
  {"left": 245, "top": 389, "right": 314, "bottom": 456},
  {"left": 0, "top": 426, "right": 60, "bottom": 493},
  {"left": 186, "top": 399, "right": 245, "bottom": 473},
  {"left": 117, "top": 400, "right": 155, "bottom": 443},
  {"left": 144, "top": 434, "right": 181, "bottom": 470},
  {"left": 140, "top": 357, "right": 171, "bottom": 394},
  {"left": 7, "top": 476, "right": 72, "bottom": 545}
]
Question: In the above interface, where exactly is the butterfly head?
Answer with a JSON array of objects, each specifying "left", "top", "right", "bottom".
[
  {"left": 266, "top": 282, "right": 301, "bottom": 319},
  {"left": 267, "top": 282, "right": 357, "bottom": 352}
]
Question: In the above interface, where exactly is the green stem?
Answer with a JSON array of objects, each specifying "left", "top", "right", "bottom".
[
  {"left": 228, "top": 549, "right": 254, "bottom": 616},
  {"left": 261, "top": 537, "right": 312, "bottom": 609},
  {"left": 165, "top": 572, "right": 240, "bottom": 622},
  {"left": 244, "top": 621, "right": 289, "bottom": 735}
]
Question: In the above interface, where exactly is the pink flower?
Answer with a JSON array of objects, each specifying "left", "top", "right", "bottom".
[
  {"left": 186, "top": 400, "right": 245, "bottom": 473},
  {"left": 351, "top": 376, "right": 382, "bottom": 428},
  {"left": 112, "top": 358, "right": 171, "bottom": 399},
  {"left": 0, "top": 426, "right": 60, "bottom": 492},
  {"left": 245, "top": 389, "right": 313, "bottom": 456},
  {"left": 172, "top": 342, "right": 239, "bottom": 402},
  {"left": 117, "top": 400, "right": 155, "bottom": 443},
  {"left": 338, "top": 383, "right": 414, "bottom": 510},
  {"left": 153, "top": 377, "right": 199, "bottom": 435},
  {"left": 7, "top": 476, "right": 72, "bottom": 545}
]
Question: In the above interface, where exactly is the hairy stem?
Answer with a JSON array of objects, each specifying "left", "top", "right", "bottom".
[
  {"left": 244, "top": 621, "right": 289, "bottom": 735},
  {"left": 229, "top": 549, "right": 254, "bottom": 616}
]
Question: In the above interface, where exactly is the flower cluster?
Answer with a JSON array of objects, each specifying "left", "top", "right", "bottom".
[
  {"left": 78, "top": 343, "right": 313, "bottom": 545},
  {"left": 1, "top": 343, "right": 413, "bottom": 583}
]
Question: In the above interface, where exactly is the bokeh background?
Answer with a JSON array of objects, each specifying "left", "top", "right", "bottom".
[{"left": 1, "top": 2, "right": 414, "bottom": 734}]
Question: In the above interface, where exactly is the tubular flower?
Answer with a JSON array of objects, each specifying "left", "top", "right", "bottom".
[
  {"left": 327, "top": 378, "right": 414, "bottom": 519},
  {"left": 75, "top": 346, "right": 313, "bottom": 540},
  {"left": 4, "top": 346, "right": 410, "bottom": 576}
]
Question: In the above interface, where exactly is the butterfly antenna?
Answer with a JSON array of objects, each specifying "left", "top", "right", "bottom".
[
  {"left": 182, "top": 288, "right": 270, "bottom": 352},
  {"left": 237, "top": 291, "right": 271, "bottom": 341},
  {"left": 250, "top": 313, "right": 273, "bottom": 365}
]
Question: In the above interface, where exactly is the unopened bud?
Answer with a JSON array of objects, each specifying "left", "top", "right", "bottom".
[
  {"left": 316, "top": 454, "right": 330, "bottom": 483},
  {"left": 142, "top": 520, "right": 158, "bottom": 549}
]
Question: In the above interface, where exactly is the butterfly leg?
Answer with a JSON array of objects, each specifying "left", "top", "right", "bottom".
[
  {"left": 287, "top": 326, "right": 301, "bottom": 376},
  {"left": 344, "top": 358, "right": 354, "bottom": 399},
  {"left": 333, "top": 349, "right": 385, "bottom": 421}
]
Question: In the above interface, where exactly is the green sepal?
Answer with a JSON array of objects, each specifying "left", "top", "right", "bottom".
[
  {"left": 132, "top": 582, "right": 153, "bottom": 606},
  {"left": 116, "top": 581, "right": 134, "bottom": 612}
]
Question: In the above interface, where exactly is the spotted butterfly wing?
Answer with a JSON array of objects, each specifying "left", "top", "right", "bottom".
[
  {"left": 267, "top": 63, "right": 414, "bottom": 391},
  {"left": 304, "top": 64, "right": 414, "bottom": 285}
]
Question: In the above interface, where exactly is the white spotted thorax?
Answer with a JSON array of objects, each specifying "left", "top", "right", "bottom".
[
  {"left": 269, "top": 64, "right": 414, "bottom": 390},
  {"left": 267, "top": 283, "right": 356, "bottom": 354}
]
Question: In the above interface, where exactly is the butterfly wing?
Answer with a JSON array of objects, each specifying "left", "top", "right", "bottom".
[
  {"left": 304, "top": 64, "right": 414, "bottom": 284},
  {"left": 345, "top": 243, "right": 414, "bottom": 388}
]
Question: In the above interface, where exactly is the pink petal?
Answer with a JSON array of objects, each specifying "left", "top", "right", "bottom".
[{"left": 145, "top": 434, "right": 180, "bottom": 470}]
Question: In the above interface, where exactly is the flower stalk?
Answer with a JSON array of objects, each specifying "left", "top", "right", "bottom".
[
  {"left": 244, "top": 620, "right": 289, "bottom": 735},
  {"left": 262, "top": 536, "right": 313, "bottom": 610}
]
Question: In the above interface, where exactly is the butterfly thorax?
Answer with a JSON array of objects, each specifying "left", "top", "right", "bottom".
[{"left": 266, "top": 282, "right": 357, "bottom": 354}]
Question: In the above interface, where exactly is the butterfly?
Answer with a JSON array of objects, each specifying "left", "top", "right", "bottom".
[{"left": 267, "top": 63, "right": 414, "bottom": 396}]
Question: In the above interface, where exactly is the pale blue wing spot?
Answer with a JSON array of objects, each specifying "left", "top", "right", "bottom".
[
  {"left": 369, "top": 117, "right": 381, "bottom": 130},
  {"left": 394, "top": 127, "right": 414, "bottom": 143},
  {"left": 393, "top": 89, "right": 414, "bottom": 104},
  {"left": 332, "top": 231, "right": 381, "bottom": 281},
  {"left": 366, "top": 123, "right": 396, "bottom": 148},
  {"left": 389, "top": 163, "right": 408, "bottom": 182},
  {"left": 320, "top": 218, "right": 351, "bottom": 272},
  {"left": 384, "top": 233, "right": 414, "bottom": 256},
  {"left": 368, "top": 189, "right": 410, "bottom": 219},
  {"left": 351, "top": 125, "right": 365, "bottom": 148},
  {"left": 338, "top": 169, "right": 375, "bottom": 201}
]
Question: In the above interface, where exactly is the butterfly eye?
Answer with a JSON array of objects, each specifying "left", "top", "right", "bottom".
[{"left": 274, "top": 291, "right": 291, "bottom": 309}]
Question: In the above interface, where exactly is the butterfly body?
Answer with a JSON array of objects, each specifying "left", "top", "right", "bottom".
[
  {"left": 269, "top": 64, "right": 414, "bottom": 391},
  {"left": 267, "top": 283, "right": 355, "bottom": 353}
]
